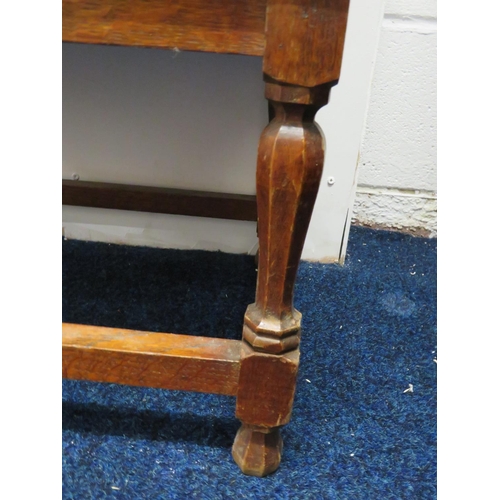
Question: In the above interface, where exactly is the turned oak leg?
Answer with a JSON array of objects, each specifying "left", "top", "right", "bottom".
[{"left": 232, "top": 81, "right": 333, "bottom": 476}]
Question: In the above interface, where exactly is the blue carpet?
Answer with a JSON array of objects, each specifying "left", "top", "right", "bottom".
[{"left": 62, "top": 226, "right": 437, "bottom": 499}]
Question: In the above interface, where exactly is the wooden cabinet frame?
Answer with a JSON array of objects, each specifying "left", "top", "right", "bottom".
[{"left": 62, "top": 0, "right": 350, "bottom": 476}]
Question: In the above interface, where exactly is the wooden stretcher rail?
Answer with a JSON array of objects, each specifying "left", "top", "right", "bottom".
[
  {"left": 62, "top": 180, "right": 258, "bottom": 221},
  {"left": 62, "top": 0, "right": 267, "bottom": 56},
  {"left": 62, "top": 323, "right": 242, "bottom": 396}
]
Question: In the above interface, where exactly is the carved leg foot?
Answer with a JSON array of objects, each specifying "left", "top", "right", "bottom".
[{"left": 232, "top": 424, "right": 283, "bottom": 477}]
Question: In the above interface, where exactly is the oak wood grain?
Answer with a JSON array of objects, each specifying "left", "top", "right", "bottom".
[
  {"left": 242, "top": 84, "right": 330, "bottom": 354},
  {"left": 233, "top": 81, "right": 333, "bottom": 475},
  {"left": 263, "top": 0, "right": 350, "bottom": 87},
  {"left": 62, "top": 0, "right": 267, "bottom": 56},
  {"left": 235, "top": 342, "right": 299, "bottom": 427},
  {"left": 62, "top": 180, "right": 257, "bottom": 221},
  {"left": 63, "top": 323, "right": 241, "bottom": 395}
]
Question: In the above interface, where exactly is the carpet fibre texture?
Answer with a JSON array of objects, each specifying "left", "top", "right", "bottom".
[{"left": 62, "top": 227, "right": 437, "bottom": 499}]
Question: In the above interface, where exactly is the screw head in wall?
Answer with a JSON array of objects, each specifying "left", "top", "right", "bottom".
[{"left": 327, "top": 176, "right": 335, "bottom": 186}]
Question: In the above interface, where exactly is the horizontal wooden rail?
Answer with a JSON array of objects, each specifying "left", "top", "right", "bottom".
[
  {"left": 62, "top": 180, "right": 258, "bottom": 221},
  {"left": 63, "top": 323, "right": 242, "bottom": 396},
  {"left": 62, "top": 0, "right": 267, "bottom": 56}
]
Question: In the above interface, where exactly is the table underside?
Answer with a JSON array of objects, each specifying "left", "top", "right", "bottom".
[{"left": 63, "top": 0, "right": 268, "bottom": 56}]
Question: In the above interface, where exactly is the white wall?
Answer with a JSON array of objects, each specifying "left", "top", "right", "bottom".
[
  {"left": 62, "top": 0, "right": 386, "bottom": 262},
  {"left": 62, "top": 47, "right": 266, "bottom": 255},
  {"left": 353, "top": 0, "right": 437, "bottom": 236}
]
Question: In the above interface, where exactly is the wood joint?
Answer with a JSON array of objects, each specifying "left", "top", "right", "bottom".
[
  {"left": 235, "top": 342, "right": 299, "bottom": 427},
  {"left": 264, "top": 78, "right": 334, "bottom": 106}
]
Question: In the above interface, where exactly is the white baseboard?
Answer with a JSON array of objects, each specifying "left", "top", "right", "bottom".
[
  {"left": 352, "top": 185, "right": 437, "bottom": 237},
  {"left": 62, "top": 206, "right": 259, "bottom": 255}
]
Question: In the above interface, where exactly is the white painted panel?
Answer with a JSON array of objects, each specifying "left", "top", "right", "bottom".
[
  {"left": 63, "top": 47, "right": 264, "bottom": 255},
  {"left": 305, "top": 0, "right": 386, "bottom": 261},
  {"left": 63, "top": 46, "right": 266, "bottom": 194}
]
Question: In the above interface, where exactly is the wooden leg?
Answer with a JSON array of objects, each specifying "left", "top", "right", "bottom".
[{"left": 232, "top": 81, "right": 333, "bottom": 476}]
